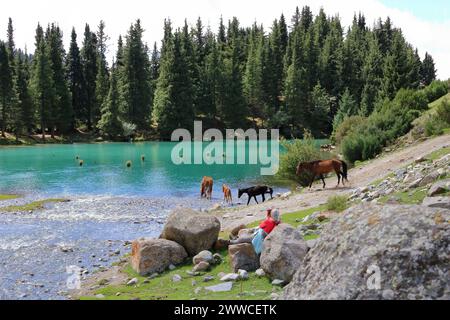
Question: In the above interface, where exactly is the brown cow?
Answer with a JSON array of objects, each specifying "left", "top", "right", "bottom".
[
  {"left": 222, "top": 184, "right": 232, "bottom": 204},
  {"left": 201, "top": 176, "right": 213, "bottom": 200}
]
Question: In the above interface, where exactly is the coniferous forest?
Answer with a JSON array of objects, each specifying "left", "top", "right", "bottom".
[{"left": 0, "top": 6, "right": 439, "bottom": 142}]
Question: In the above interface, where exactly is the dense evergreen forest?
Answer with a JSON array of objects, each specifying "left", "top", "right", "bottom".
[{"left": 0, "top": 6, "right": 438, "bottom": 141}]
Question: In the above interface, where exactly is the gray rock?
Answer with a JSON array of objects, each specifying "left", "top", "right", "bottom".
[
  {"left": 160, "top": 207, "right": 221, "bottom": 256},
  {"left": 281, "top": 204, "right": 450, "bottom": 300},
  {"left": 260, "top": 224, "right": 308, "bottom": 282},
  {"left": 193, "top": 261, "right": 210, "bottom": 272},
  {"left": 131, "top": 238, "right": 187, "bottom": 276},
  {"left": 422, "top": 197, "right": 450, "bottom": 209},
  {"left": 205, "top": 282, "right": 233, "bottom": 292},
  {"left": 238, "top": 269, "right": 249, "bottom": 280},
  {"left": 272, "top": 279, "right": 285, "bottom": 286},
  {"left": 255, "top": 269, "right": 266, "bottom": 277},
  {"left": 203, "top": 275, "right": 214, "bottom": 282},
  {"left": 172, "top": 274, "right": 182, "bottom": 282},
  {"left": 306, "top": 239, "right": 318, "bottom": 250},
  {"left": 228, "top": 243, "right": 260, "bottom": 272},
  {"left": 127, "top": 278, "right": 138, "bottom": 286},
  {"left": 428, "top": 179, "right": 450, "bottom": 197},
  {"left": 193, "top": 250, "right": 214, "bottom": 265},
  {"left": 220, "top": 273, "right": 240, "bottom": 282},
  {"left": 419, "top": 171, "right": 441, "bottom": 187},
  {"left": 168, "top": 264, "right": 176, "bottom": 271}
]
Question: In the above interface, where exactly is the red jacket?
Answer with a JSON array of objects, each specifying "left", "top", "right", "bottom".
[{"left": 259, "top": 217, "right": 279, "bottom": 235}]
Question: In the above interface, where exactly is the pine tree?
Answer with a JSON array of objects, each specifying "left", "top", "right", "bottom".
[
  {"left": 284, "top": 32, "right": 309, "bottom": 136},
  {"left": 67, "top": 28, "right": 85, "bottom": 129},
  {"left": 149, "top": 42, "right": 160, "bottom": 92},
  {"left": 15, "top": 53, "right": 34, "bottom": 135},
  {"left": 360, "top": 34, "right": 383, "bottom": 116},
  {"left": 97, "top": 64, "right": 122, "bottom": 139},
  {"left": 81, "top": 24, "right": 98, "bottom": 129},
  {"left": 120, "top": 20, "right": 152, "bottom": 131},
  {"left": 30, "top": 24, "right": 55, "bottom": 141},
  {"left": 153, "top": 31, "right": 194, "bottom": 139},
  {"left": 6, "top": 18, "right": 16, "bottom": 69},
  {"left": 95, "top": 20, "right": 110, "bottom": 119},
  {"left": 243, "top": 24, "right": 264, "bottom": 120},
  {"left": 420, "top": 52, "right": 436, "bottom": 86},
  {"left": 0, "top": 41, "right": 17, "bottom": 137},
  {"left": 333, "top": 88, "right": 358, "bottom": 130},
  {"left": 47, "top": 24, "right": 73, "bottom": 134},
  {"left": 310, "top": 83, "right": 331, "bottom": 136}
]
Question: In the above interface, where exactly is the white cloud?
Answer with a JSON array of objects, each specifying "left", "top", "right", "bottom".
[{"left": 1, "top": 0, "right": 449, "bottom": 78}]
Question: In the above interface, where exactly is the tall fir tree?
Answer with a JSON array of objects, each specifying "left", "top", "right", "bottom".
[
  {"left": 420, "top": 52, "right": 436, "bottom": 86},
  {"left": 81, "top": 24, "right": 98, "bottom": 129},
  {"left": 95, "top": 20, "right": 110, "bottom": 120},
  {"left": 97, "top": 63, "right": 123, "bottom": 139},
  {"left": 0, "top": 41, "right": 18, "bottom": 137},
  {"left": 47, "top": 24, "right": 73, "bottom": 134},
  {"left": 15, "top": 53, "right": 34, "bottom": 135},
  {"left": 153, "top": 31, "right": 194, "bottom": 139},
  {"left": 120, "top": 20, "right": 152, "bottom": 131},
  {"left": 67, "top": 28, "right": 85, "bottom": 128},
  {"left": 30, "top": 24, "right": 55, "bottom": 140}
]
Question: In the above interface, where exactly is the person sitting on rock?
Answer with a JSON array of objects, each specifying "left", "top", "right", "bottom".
[
  {"left": 229, "top": 209, "right": 281, "bottom": 254},
  {"left": 252, "top": 209, "right": 281, "bottom": 255}
]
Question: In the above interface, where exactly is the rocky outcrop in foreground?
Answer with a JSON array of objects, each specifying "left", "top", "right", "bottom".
[
  {"left": 160, "top": 207, "right": 220, "bottom": 256},
  {"left": 260, "top": 224, "right": 308, "bottom": 282},
  {"left": 281, "top": 204, "right": 450, "bottom": 300},
  {"left": 131, "top": 238, "right": 187, "bottom": 276}
]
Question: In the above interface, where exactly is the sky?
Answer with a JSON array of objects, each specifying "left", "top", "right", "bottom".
[{"left": 1, "top": 0, "right": 449, "bottom": 79}]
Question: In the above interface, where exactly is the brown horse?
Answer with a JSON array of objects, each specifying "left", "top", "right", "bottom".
[
  {"left": 222, "top": 184, "right": 232, "bottom": 204},
  {"left": 296, "top": 159, "right": 348, "bottom": 189},
  {"left": 201, "top": 176, "right": 214, "bottom": 200}
]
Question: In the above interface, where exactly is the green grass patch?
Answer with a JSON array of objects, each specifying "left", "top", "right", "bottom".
[
  {"left": 426, "top": 146, "right": 450, "bottom": 161},
  {"left": 378, "top": 187, "right": 428, "bottom": 205},
  {"left": 0, "top": 194, "right": 20, "bottom": 201},
  {"left": 81, "top": 249, "right": 281, "bottom": 301},
  {"left": 0, "top": 198, "right": 68, "bottom": 212},
  {"left": 326, "top": 195, "right": 349, "bottom": 213},
  {"left": 246, "top": 205, "right": 327, "bottom": 229}
]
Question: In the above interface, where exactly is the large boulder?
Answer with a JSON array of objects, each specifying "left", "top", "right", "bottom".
[
  {"left": 131, "top": 238, "right": 188, "bottom": 276},
  {"left": 422, "top": 196, "right": 450, "bottom": 209},
  {"left": 160, "top": 207, "right": 221, "bottom": 256},
  {"left": 281, "top": 204, "right": 450, "bottom": 300},
  {"left": 228, "top": 243, "right": 260, "bottom": 272},
  {"left": 260, "top": 224, "right": 308, "bottom": 282},
  {"left": 428, "top": 179, "right": 450, "bottom": 197}
]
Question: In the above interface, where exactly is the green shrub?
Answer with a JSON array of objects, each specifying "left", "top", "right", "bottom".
[
  {"left": 422, "top": 80, "right": 448, "bottom": 103},
  {"left": 424, "top": 116, "right": 446, "bottom": 136},
  {"left": 332, "top": 115, "right": 366, "bottom": 145},
  {"left": 342, "top": 88, "right": 432, "bottom": 163},
  {"left": 277, "top": 130, "right": 328, "bottom": 186},
  {"left": 326, "top": 195, "right": 348, "bottom": 213},
  {"left": 435, "top": 98, "right": 450, "bottom": 125}
]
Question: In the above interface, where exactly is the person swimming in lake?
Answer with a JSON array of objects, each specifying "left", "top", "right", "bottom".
[{"left": 229, "top": 208, "right": 281, "bottom": 255}]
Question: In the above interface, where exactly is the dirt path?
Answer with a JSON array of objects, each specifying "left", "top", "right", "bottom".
[{"left": 217, "top": 134, "right": 450, "bottom": 230}]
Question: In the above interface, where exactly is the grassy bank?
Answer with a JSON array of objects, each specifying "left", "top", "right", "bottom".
[
  {"left": 0, "top": 198, "right": 68, "bottom": 212},
  {"left": 0, "top": 194, "right": 20, "bottom": 201},
  {"left": 80, "top": 204, "right": 331, "bottom": 300}
]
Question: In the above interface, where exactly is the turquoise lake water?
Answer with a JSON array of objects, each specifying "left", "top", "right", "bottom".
[{"left": 0, "top": 142, "right": 279, "bottom": 197}]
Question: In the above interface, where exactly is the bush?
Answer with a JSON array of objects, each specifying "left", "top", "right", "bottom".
[
  {"left": 332, "top": 115, "right": 366, "bottom": 145},
  {"left": 423, "top": 98, "right": 450, "bottom": 137},
  {"left": 277, "top": 130, "right": 328, "bottom": 186},
  {"left": 326, "top": 195, "right": 348, "bottom": 213},
  {"left": 422, "top": 80, "right": 448, "bottom": 103},
  {"left": 342, "top": 88, "right": 430, "bottom": 163},
  {"left": 436, "top": 98, "right": 450, "bottom": 125}
]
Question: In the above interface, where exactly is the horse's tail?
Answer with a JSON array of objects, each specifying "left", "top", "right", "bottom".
[{"left": 341, "top": 160, "right": 348, "bottom": 182}]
